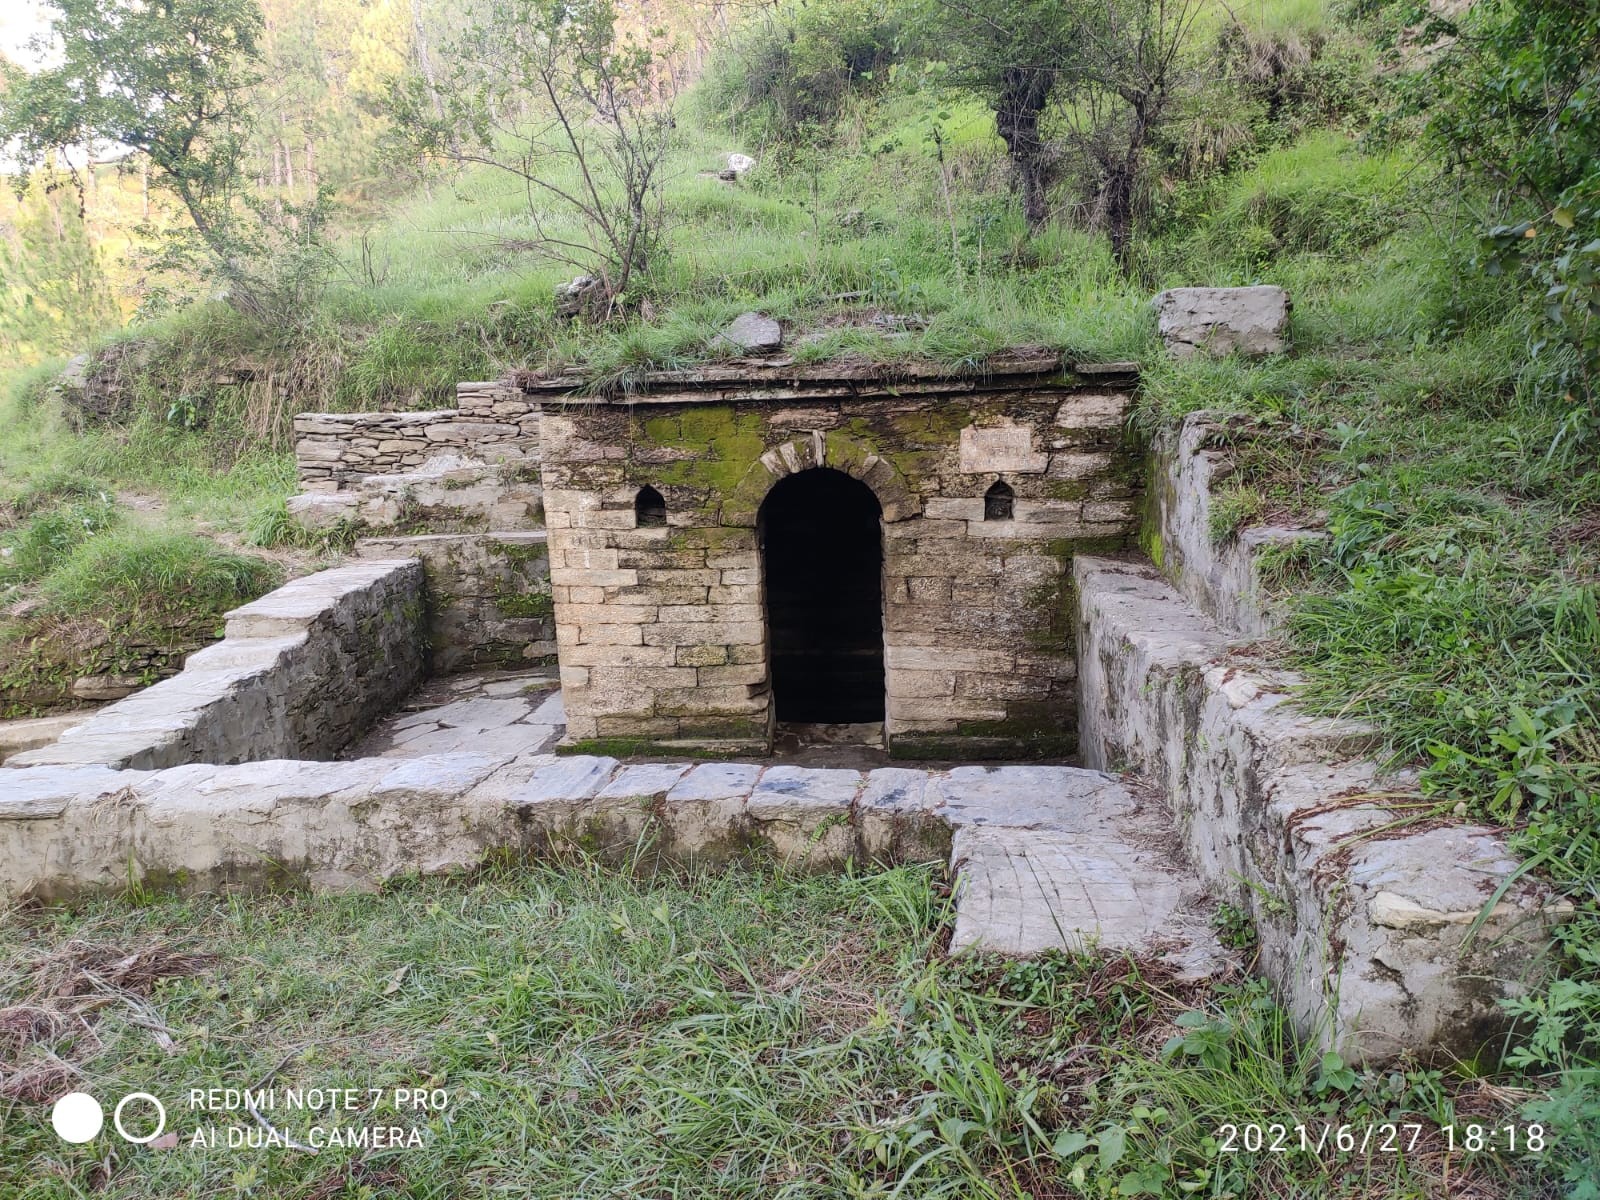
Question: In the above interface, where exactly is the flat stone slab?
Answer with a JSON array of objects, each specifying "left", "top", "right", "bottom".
[
  {"left": 859, "top": 768, "right": 932, "bottom": 813},
  {"left": 666, "top": 762, "right": 762, "bottom": 802},
  {"left": 597, "top": 763, "right": 691, "bottom": 800},
  {"left": 509, "top": 755, "right": 619, "bottom": 804},
  {"left": 930, "top": 765, "right": 1134, "bottom": 832},
  {"left": 0, "top": 713, "right": 87, "bottom": 762},
  {"left": 1154, "top": 286, "right": 1290, "bottom": 358},
  {"left": 424, "top": 697, "right": 540, "bottom": 732},
  {"left": 951, "top": 827, "right": 1223, "bottom": 979},
  {"left": 747, "top": 766, "right": 861, "bottom": 816},
  {"left": 714, "top": 312, "right": 781, "bottom": 353}
]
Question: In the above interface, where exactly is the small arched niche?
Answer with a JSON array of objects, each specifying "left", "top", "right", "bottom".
[
  {"left": 635, "top": 485, "right": 667, "bottom": 528},
  {"left": 984, "top": 480, "right": 1015, "bottom": 521}
]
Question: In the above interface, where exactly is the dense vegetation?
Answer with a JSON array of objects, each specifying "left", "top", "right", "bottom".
[{"left": 2, "top": 0, "right": 1597, "bottom": 1194}]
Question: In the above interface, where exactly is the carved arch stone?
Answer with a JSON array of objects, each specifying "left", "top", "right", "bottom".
[{"left": 721, "top": 430, "right": 920, "bottom": 527}]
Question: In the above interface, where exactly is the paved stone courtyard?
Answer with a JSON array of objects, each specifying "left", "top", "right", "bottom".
[{"left": 342, "top": 669, "right": 565, "bottom": 759}]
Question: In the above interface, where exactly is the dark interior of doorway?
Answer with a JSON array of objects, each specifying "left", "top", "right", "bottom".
[{"left": 759, "top": 469, "right": 885, "bottom": 727}]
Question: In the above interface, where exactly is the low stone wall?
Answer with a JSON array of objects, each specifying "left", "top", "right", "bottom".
[
  {"left": 1146, "top": 411, "right": 1320, "bottom": 637},
  {"left": 357, "top": 532, "right": 557, "bottom": 672},
  {"left": 294, "top": 383, "right": 539, "bottom": 493},
  {"left": 6, "top": 561, "right": 427, "bottom": 771},
  {"left": 0, "top": 756, "right": 1224, "bottom": 983},
  {"left": 1074, "top": 555, "right": 1563, "bottom": 1062}
]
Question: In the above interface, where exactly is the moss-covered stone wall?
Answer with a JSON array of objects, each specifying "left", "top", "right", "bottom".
[{"left": 537, "top": 373, "right": 1140, "bottom": 757}]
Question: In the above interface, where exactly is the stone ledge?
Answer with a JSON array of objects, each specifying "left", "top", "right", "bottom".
[
  {"left": 6, "top": 560, "right": 428, "bottom": 771},
  {"left": 0, "top": 756, "right": 1226, "bottom": 982},
  {"left": 1074, "top": 554, "right": 1565, "bottom": 1063},
  {"left": 1148, "top": 411, "right": 1324, "bottom": 637}
]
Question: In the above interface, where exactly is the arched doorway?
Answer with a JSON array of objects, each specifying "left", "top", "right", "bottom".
[{"left": 758, "top": 468, "right": 885, "bottom": 728}]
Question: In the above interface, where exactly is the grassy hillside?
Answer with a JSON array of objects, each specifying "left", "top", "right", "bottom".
[{"left": 2, "top": 0, "right": 1598, "bottom": 1188}]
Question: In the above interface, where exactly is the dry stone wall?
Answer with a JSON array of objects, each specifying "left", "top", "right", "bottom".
[
  {"left": 535, "top": 362, "right": 1141, "bottom": 756},
  {"left": 1146, "top": 411, "right": 1322, "bottom": 636},
  {"left": 7, "top": 561, "right": 427, "bottom": 770},
  {"left": 293, "top": 382, "right": 540, "bottom": 493},
  {"left": 1073, "top": 555, "right": 1563, "bottom": 1062}
]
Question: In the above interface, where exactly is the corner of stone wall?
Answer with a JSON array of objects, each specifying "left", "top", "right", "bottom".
[
  {"left": 6, "top": 560, "right": 429, "bottom": 770},
  {"left": 1073, "top": 555, "right": 1565, "bottom": 1064},
  {"left": 1144, "top": 411, "right": 1322, "bottom": 638}
]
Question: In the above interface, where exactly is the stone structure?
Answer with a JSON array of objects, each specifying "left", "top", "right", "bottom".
[
  {"left": 292, "top": 381, "right": 541, "bottom": 492},
  {"left": 1074, "top": 554, "right": 1564, "bottom": 1061},
  {"left": 527, "top": 355, "right": 1141, "bottom": 757},
  {"left": 0, "top": 299, "right": 1543, "bottom": 1064},
  {"left": 9, "top": 560, "right": 426, "bottom": 770},
  {"left": 1154, "top": 285, "right": 1291, "bottom": 358},
  {"left": 0, "top": 752, "right": 1225, "bottom": 984}
]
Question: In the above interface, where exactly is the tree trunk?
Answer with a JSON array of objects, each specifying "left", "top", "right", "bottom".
[
  {"left": 412, "top": 0, "right": 445, "bottom": 124},
  {"left": 994, "top": 67, "right": 1054, "bottom": 233},
  {"left": 1103, "top": 110, "right": 1150, "bottom": 276}
]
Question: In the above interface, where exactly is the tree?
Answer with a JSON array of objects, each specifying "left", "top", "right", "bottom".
[
  {"left": 918, "top": 0, "right": 1200, "bottom": 266},
  {"left": 0, "top": 0, "right": 326, "bottom": 320},
  {"left": 388, "top": 0, "right": 675, "bottom": 315},
  {"left": 0, "top": 175, "right": 121, "bottom": 361}
]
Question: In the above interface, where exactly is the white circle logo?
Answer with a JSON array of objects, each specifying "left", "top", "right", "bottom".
[
  {"left": 113, "top": 1092, "right": 167, "bottom": 1144},
  {"left": 51, "top": 1092, "right": 104, "bottom": 1143}
]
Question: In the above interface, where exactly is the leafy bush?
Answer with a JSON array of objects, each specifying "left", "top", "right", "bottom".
[
  {"left": 1407, "top": 0, "right": 1600, "bottom": 411},
  {"left": 0, "top": 496, "right": 119, "bottom": 585},
  {"left": 698, "top": 0, "right": 901, "bottom": 150}
]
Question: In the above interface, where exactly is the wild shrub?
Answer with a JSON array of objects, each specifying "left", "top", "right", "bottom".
[{"left": 698, "top": 0, "right": 902, "bottom": 151}]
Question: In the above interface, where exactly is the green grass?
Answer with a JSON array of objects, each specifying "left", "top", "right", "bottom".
[
  {"left": 0, "top": 860, "right": 1527, "bottom": 1199},
  {"left": 38, "top": 528, "right": 280, "bottom": 627}
]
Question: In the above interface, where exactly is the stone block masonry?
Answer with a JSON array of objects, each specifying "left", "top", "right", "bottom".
[
  {"left": 530, "top": 355, "right": 1141, "bottom": 757},
  {"left": 1074, "top": 555, "right": 1566, "bottom": 1063},
  {"left": 357, "top": 532, "right": 556, "bottom": 672},
  {"left": 1146, "top": 410, "right": 1323, "bottom": 636},
  {"left": 293, "top": 382, "right": 541, "bottom": 493},
  {"left": 8, "top": 560, "right": 428, "bottom": 770},
  {"left": 0, "top": 756, "right": 1226, "bottom": 984}
]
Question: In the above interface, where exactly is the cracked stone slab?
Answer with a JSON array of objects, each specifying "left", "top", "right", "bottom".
[
  {"left": 951, "top": 826, "right": 1225, "bottom": 980},
  {"left": 930, "top": 765, "right": 1134, "bottom": 832}
]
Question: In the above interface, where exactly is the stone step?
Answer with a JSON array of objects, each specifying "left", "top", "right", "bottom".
[{"left": 1, "top": 751, "right": 1227, "bottom": 982}]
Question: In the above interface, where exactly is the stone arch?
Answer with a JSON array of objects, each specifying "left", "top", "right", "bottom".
[
  {"left": 721, "top": 429, "right": 919, "bottom": 527},
  {"left": 984, "top": 479, "right": 1015, "bottom": 520},
  {"left": 634, "top": 484, "right": 667, "bottom": 527}
]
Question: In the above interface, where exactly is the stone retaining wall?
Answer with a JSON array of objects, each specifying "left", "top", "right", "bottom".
[
  {"left": 294, "top": 383, "right": 539, "bottom": 493},
  {"left": 1074, "top": 555, "right": 1563, "bottom": 1062},
  {"left": 356, "top": 532, "right": 557, "bottom": 672},
  {"left": 6, "top": 561, "right": 427, "bottom": 770},
  {"left": 0, "top": 756, "right": 1223, "bottom": 987},
  {"left": 1146, "top": 411, "right": 1322, "bottom": 637}
]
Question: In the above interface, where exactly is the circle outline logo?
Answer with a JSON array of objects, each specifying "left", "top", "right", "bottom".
[{"left": 112, "top": 1092, "right": 167, "bottom": 1144}]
